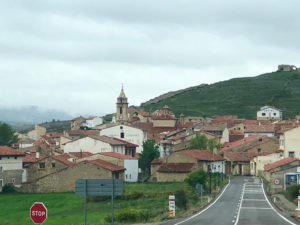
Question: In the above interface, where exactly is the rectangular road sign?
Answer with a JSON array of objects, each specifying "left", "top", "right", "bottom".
[{"left": 75, "top": 179, "right": 123, "bottom": 196}]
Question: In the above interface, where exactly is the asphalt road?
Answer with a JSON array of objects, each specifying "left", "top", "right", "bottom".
[{"left": 162, "top": 176, "right": 297, "bottom": 225}]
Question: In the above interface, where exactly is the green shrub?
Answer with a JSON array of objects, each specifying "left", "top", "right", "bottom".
[
  {"left": 285, "top": 185, "right": 300, "bottom": 202},
  {"left": 184, "top": 169, "right": 208, "bottom": 191},
  {"left": 175, "top": 189, "right": 187, "bottom": 209},
  {"left": 87, "top": 196, "right": 110, "bottom": 202},
  {"left": 2, "top": 184, "right": 15, "bottom": 193},
  {"left": 128, "top": 191, "right": 144, "bottom": 200}
]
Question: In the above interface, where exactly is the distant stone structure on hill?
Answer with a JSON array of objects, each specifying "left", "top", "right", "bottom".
[{"left": 277, "top": 64, "right": 298, "bottom": 72}]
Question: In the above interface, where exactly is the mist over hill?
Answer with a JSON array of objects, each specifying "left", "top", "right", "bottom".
[{"left": 0, "top": 106, "right": 72, "bottom": 125}]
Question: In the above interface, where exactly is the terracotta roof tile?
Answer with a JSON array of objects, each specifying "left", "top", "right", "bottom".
[
  {"left": 89, "top": 136, "right": 125, "bottom": 146},
  {"left": 22, "top": 152, "right": 47, "bottom": 163},
  {"left": 100, "top": 152, "right": 137, "bottom": 160},
  {"left": 71, "top": 116, "right": 85, "bottom": 121},
  {"left": 157, "top": 163, "right": 196, "bottom": 173},
  {"left": 264, "top": 157, "right": 299, "bottom": 171},
  {"left": 86, "top": 159, "right": 125, "bottom": 171},
  {"left": 151, "top": 158, "right": 163, "bottom": 164},
  {"left": 182, "top": 150, "right": 225, "bottom": 161},
  {"left": 244, "top": 124, "right": 275, "bottom": 133},
  {"left": 0, "top": 146, "right": 25, "bottom": 156},
  {"left": 113, "top": 138, "right": 138, "bottom": 147},
  {"left": 220, "top": 134, "right": 266, "bottom": 152},
  {"left": 66, "top": 130, "right": 99, "bottom": 136},
  {"left": 225, "top": 152, "right": 250, "bottom": 162},
  {"left": 51, "top": 155, "right": 75, "bottom": 166},
  {"left": 68, "top": 152, "right": 94, "bottom": 158}
]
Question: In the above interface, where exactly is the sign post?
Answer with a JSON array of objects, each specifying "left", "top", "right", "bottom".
[
  {"left": 75, "top": 179, "right": 123, "bottom": 225},
  {"left": 169, "top": 195, "right": 175, "bottom": 217},
  {"left": 297, "top": 196, "right": 300, "bottom": 218},
  {"left": 30, "top": 202, "right": 47, "bottom": 224}
]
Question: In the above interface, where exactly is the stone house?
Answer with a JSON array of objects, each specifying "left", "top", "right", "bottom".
[
  {"left": 156, "top": 163, "right": 197, "bottom": 182},
  {"left": 198, "top": 124, "right": 229, "bottom": 144},
  {"left": 278, "top": 126, "right": 300, "bottom": 158},
  {"left": 257, "top": 106, "right": 282, "bottom": 120},
  {"left": 27, "top": 125, "right": 47, "bottom": 141},
  {"left": 25, "top": 155, "right": 74, "bottom": 183},
  {"left": 223, "top": 152, "right": 250, "bottom": 175},
  {"left": 77, "top": 152, "right": 138, "bottom": 182},
  {"left": 71, "top": 116, "right": 86, "bottom": 130},
  {"left": 262, "top": 157, "right": 300, "bottom": 193},
  {"left": 244, "top": 124, "right": 275, "bottom": 137},
  {"left": 250, "top": 151, "right": 284, "bottom": 176},
  {"left": 18, "top": 159, "right": 125, "bottom": 193},
  {"left": 0, "top": 146, "right": 25, "bottom": 191},
  {"left": 84, "top": 116, "right": 103, "bottom": 129}
]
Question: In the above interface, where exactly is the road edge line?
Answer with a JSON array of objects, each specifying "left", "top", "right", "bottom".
[
  {"left": 234, "top": 183, "right": 245, "bottom": 225},
  {"left": 260, "top": 178, "right": 297, "bottom": 225},
  {"left": 174, "top": 178, "right": 231, "bottom": 225}
]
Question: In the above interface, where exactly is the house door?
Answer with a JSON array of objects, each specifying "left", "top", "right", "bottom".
[
  {"left": 239, "top": 164, "right": 242, "bottom": 175},
  {"left": 225, "top": 161, "right": 231, "bottom": 175}
]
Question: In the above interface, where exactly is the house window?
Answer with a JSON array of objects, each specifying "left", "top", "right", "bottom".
[
  {"left": 0, "top": 179, "right": 3, "bottom": 187},
  {"left": 262, "top": 113, "right": 266, "bottom": 116},
  {"left": 52, "top": 162, "right": 56, "bottom": 168},
  {"left": 120, "top": 107, "right": 123, "bottom": 114},
  {"left": 7, "top": 157, "right": 10, "bottom": 159},
  {"left": 39, "top": 162, "right": 45, "bottom": 169},
  {"left": 0, "top": 156, "right": 1, "bottom": 160},
  {"left": 120, "top": 126, "right": 123, "bottom": 129},
  {"left": 120, "top": 132, "right": 124, "bottom": 138},
  {"left": 11, "top": 178, "right": 15, "bottom": 184},
  {"left": 259, "top": 138, "right": 262, "bottom": 142},
  {"left": 289, "top": 152, "right": 295, "bottom": 157},
  {"left": 126, "top": 174, "right": 128, "bottom": 179},
  {"left": 115, "top": 172, "right": 119, "bottom": 179},
  {"left": 273, "top": 113, "right": 277, "bottom": 116},
  {"left": 14, "top": 156, "right": 17, "bottom": 160},
  {"left": 257, "top": 148, "right": 261, "bottom": 153},
  {"left": 0, "top": 166, "right": 2, "bottom": 173}
]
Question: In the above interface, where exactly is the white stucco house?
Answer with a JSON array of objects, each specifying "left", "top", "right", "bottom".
[
  {"left": 279, "top": 126, "right": 300, "bottom": 158},
  {"left": 100, "top": 125, "right": 147, "bottom": 153},
  {"left": 0, "top": 146, "right": 25, "bottom": 191},
  {"left": 257, "top": 106, "right": 282, "bottom": 120},
  {"left": 63, "top": 136, "right": 126, "bottom": 155},
  {"left": 85, "top": 116, "right": 103, "bottom": 128}
]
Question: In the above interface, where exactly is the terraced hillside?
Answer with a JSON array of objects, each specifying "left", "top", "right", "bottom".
[{"left": 142, "top": 71, "right": 300, "bottom": 119}]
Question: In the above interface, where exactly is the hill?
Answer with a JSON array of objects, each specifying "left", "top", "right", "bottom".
[{"left": 142, "top": 71, "right": 300, "bottom": 119}]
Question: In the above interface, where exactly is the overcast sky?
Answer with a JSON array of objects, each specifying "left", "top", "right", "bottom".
[{"left": 1, "top": 0, "right": 300, "bottom": 118}]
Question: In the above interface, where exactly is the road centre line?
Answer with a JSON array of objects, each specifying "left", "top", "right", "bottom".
[
  {"left": 242, "top": 199, "right": 266, "bottom": 201},
  {"left": 174, "top": 179, "right": 231, "bottom": 225},
  {"left": 241, "top": 207, "right": 272, "bottom": 210}
]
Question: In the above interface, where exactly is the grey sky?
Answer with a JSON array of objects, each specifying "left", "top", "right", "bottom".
[{"left": 0, "top": 0, "right": 299, "bottom": 117}]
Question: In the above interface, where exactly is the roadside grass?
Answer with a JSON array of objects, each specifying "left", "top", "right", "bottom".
[{"left": 0, "top": 182, "right": 194, "bottom": 225}]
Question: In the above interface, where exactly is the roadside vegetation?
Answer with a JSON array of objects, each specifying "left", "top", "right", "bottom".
[{"left": 0, "top": 178, "right": 228, "bottom": 225}]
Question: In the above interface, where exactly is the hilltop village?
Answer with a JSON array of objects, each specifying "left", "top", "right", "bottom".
[{"left": 1, "top": 87, "right": 300, "bottom": 194}]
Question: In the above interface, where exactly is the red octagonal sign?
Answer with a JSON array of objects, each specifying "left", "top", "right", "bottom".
[{"left": 30, "top": 202, "right": 47, "bottom": 224}]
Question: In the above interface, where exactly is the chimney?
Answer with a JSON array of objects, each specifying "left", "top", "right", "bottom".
[{"left": 36, "top": 152, "right": 40, "bottom": 159}]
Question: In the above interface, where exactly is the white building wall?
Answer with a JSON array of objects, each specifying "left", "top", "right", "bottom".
[
  {"left": 124, "top": 159, "right": 138, "bottom": 182},
  {"left": 64, "top": 137, "right": 114, "bottom": 154},
  {"left": 244, "top": 132, "right": 274, "bottom": 138},
  {"left": 100, "top": 125, "right": 146, "bottom": 153},
  {"left": 283, "top": 127, "right": 300, "bottom": 158},
  {"left": 86, "top": 117, "right": 103, "bottom": 128},
  {"left": 257, "top": 107, "right": 282, "bottom": 120},
  {"left": 0, "top": 156, "right": 23, "bottom": 170},
  {"left": 19, "top": 143, "right": 34, "bottom": 148},
  {"left": 251, "top": 152, "right": 283, "bottom": 176}
]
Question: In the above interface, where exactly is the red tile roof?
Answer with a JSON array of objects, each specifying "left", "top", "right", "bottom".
[
  {"left": 66, "top": 130, "right": 99, "bottom": 136},
  {"left": 33, "top": 140, "right": 43, "bottom": 146},
  {"left": 182, "top": 150, "right": 225, "bottom": 161},
  {"left": 244, "top": 124, "right": 275, "bottom": 133},
  {"left": 47, "top": 132, "right": 62, "bottom": 138},
  {"left": 151, "top": 158, "right": 163, "bottom": 164},
  {"left": 113, "top": 138, "right": 138, "bottom": 147},
  {"left": 89, "top": 136, "right": 125, "bottom": 146},
  {"left": 157, "top": 163, "right": 196, "bottom": 173},
  {"left": 51, "top": 155, "right": 75, "bottom": 166},
  {"left": 225, "top": 152, "right": 250, "bottom": 162},
  {"left": 86, "top": 116, "right": 97, "bottom": 120},
  {"left": 264, "top": 157, "right": 299, "bottom": 171},
  {"left": 220, "top": 134, "right": 266, "bottom": 152},
  {"left": 71, "top": 116, "right": 85, "bottom": 121},
  {"left": 68, "top": 152, "right": 94, "bottom": 158},
  {"left": 100, "top": 152, "right": 137, "bottom": 160},
  {"left": 138, "top": 111, "right": 151, "bottom": 117},
  {"left": 0, "top": 146, "right": 25, "bottom": 156},
  {"left": 22, "top": 152, "right": 47, "bottom": 163},
  {"left": 86, "top": 159, "right": 125, "bottom": 171}
]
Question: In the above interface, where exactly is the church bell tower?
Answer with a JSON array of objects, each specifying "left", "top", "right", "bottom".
[{"left": 116, "top": 86, "right": 129, "bottom": 123}]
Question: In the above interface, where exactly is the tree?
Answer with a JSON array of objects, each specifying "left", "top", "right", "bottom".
[
  {"left": 185, "top": 169, "right": 208, "bottom": 191},
  {"left": 208, "top": 138, "right": 218, "bottom": 151},
  {"left": 0, "top": 122, "right": 18, "bottom": 146},
  {"left": 138, "top": 139, "right": 160, "bottom": 176},
  {"left": 189, "top": 133, "right": 208, "bottom": 150}
]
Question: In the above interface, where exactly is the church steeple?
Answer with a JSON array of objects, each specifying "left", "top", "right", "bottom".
[{"left": 116, "top": 85, "right": 129, "bottom": 123}]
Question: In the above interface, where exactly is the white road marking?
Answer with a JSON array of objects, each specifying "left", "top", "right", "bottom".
[
  {"left": 241, "top": 207, "right": 272, "bottom": 210},
  {"left": 174, "top": 179, "right": 231, "bottom": 225},
  {"left": 234, "top": 183, "right": 245, "bottom": 225},
  {"left": 242, "top": 199, "right": 266, "bottom": 201}
]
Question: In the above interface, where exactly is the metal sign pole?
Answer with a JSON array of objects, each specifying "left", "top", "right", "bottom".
[
  {"left": 111, "top": 178, "right": 114, "bottom": 225},
  {"left": 84, "top": 179, "right": 87, "bottom": 225}
]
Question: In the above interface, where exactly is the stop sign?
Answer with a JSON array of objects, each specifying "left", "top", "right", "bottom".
[{"left": 30, "top": 202, "right": 47, "bottom": 224}]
